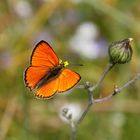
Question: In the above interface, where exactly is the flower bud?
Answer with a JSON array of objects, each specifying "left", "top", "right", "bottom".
[{"left": 108, "top": 38, "right": 133, "bottom": 64}]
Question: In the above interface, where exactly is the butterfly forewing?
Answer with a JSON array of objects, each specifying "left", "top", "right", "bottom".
[
  {"left": 31, "top": 41, "right": 59, "bottom": 67},
  {"left": 25, "top": 41, "right": 59, "bottom": 90},
  {"left": 25, "top": 66, "right": 50, "bottom": 90}
]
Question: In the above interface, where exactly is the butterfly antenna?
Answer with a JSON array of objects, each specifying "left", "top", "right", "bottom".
[{"left": 70, "top": 64, "right": 84, "bottom": 66}]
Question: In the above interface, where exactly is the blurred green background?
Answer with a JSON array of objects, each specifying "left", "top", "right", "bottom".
[{"left": 0, "top": 0, "right": 140, "bottom": 140}]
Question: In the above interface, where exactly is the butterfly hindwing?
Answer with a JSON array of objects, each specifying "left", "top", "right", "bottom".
[
  {"left": 58, "top": 68, "right": 81, "bottom": 92},
  {"left": 35, "top": 77, "right": 59, "bottom": 98},
  {"left": 35, "top": 68, "right": 81, "bottom": 98}
]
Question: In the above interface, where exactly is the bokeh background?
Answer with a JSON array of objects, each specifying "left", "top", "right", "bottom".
[{"left": 0, "top": 0, "right": 140, "bottom": 140}]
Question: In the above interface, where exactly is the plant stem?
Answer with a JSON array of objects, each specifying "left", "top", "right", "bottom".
[
  {"left": 91, "top": 63, "right": 114, "bottom": 91},
  {"left": 119, "top": 73, "right": 140, "bottom": 91},
  {"left": 69, "top": 63, "right": 114, "bottom": 140},
  {"left": 94, "top": 73, "right": 140, "bottom": 103},
  {"left": 69, "top": 63, "right": 140, "bottom": 140},
  {"left": 69, "top": 90, "right": 93, "bottom": 140},
  {"left": 69, "top": 121, "right": 76, "bottom": 140},
  {"left": 76, "top": 91, "right": 93, "bottom": 126}
]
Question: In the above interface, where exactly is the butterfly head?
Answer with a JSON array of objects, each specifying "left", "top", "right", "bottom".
[{"left": 59, "top": 59, "right": 69, "bottom": 67}]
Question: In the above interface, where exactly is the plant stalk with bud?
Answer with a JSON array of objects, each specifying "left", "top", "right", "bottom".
[
  {"left": 108, "top": 38, "right": 133, "bottom": 64},
  {"left": 68, "top": 38, "right": 140, "bottom": 140}
]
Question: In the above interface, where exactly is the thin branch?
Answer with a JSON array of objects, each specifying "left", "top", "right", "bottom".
[
  {"left": 119, "top": 73, "right": 140, "bottom": 92},
  {"left": 69, "top": 63, "right": 114, "bottom": 140},
  {"left": 69, "top": 84, "right": 93, "bottom": 140},
  {"left": 95, "top": 73, "right": 140, "bottom": 103},
  {"left": 91, "top": 63, "right": 114, "bottom": 91},
  {"left": 94, "top": 94, "right": 113, "bottom": 103},
  {"left": 69, "top": 66, "right": 140, "bottom": 140},
  {"left": 69, "top": 121, "right": 76, "bottom": 140},
  {"left": 76, "top": 90, "right": 93, "bottom": 126}
]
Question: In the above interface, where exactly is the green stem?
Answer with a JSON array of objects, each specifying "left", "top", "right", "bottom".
[
  {"left": 91, "top": 63, "right": 114, "bottom": 91},
  {"left": 95, "top": 73, "right": 140, "bottom": 103},
  {"left": 69, "top": 63, "right": 114, "bottom": 140}
]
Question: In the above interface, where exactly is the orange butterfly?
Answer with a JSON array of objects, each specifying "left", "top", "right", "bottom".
[{"left": 24, "top": 40, "right": 81, "bottom": 98}]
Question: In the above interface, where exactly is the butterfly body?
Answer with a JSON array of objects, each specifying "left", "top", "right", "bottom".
[
  {"left": 24, "top": 40, "right": 81, "bottom": 98},
  {"left": 35, "top": 63, "right": 64, "bottom": 89}
]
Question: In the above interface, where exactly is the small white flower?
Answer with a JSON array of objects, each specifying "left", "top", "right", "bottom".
[
  {"left": 59, "top": 103, "right": 82, "bottom": 123},
  {"left": 14, "top": 0, "right": 32, "bottom": 18},
  {"left": 69, "top": 22, "right": 107, "bottom": 59}
]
